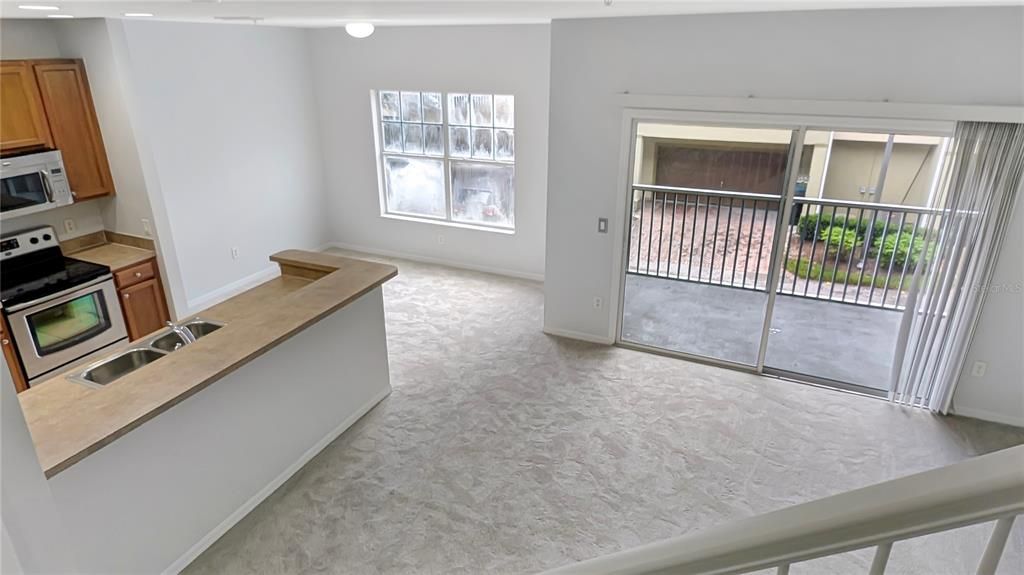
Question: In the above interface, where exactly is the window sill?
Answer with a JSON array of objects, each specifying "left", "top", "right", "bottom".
[{"left": 380, "top": 213, "right": 516, "bottom": 235}]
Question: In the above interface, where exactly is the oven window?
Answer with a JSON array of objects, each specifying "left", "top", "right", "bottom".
[
  {"left": 27, "top": 291, "right": 111, "bottom": 356},
  {"left": 1, "top": 172, "right": 48, "bottom": 212}
]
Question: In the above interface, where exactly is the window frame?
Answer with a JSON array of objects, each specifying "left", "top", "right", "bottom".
[{"left": 372, "top": 90, "right": 516, "bottom": 233}]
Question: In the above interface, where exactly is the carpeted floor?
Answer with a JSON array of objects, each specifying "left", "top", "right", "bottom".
[{"left": 184, "top": 249, "right": 1024, "bottom": 575}]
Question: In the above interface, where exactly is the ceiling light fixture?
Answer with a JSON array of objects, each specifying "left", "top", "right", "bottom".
[
  {"left": 18, "top": 5, "right": 60, "bottom": 10},
  {"left": 46, "top": 14, "right": 74, "bottom": 18},
  {"left": 345, "top": 22, "right": 374, "bottom": 39},
  {"left": 123, "top": 12, "right": 154, "bottom": 17}
]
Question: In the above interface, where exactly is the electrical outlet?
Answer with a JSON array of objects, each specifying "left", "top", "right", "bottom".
[
  {"left": 63, "top": 219, "right": 76, "bottom": 234},
  {"left": 970, "top": 361, "right": 988, "bottom": 377},
  {"left": 141, "top": 218, "right": 152, "bottom": 237},
  {"left": 231, "top": 247, "right": 240, "bottom": 260},
  {"left": 593, "top": 297, "right": 603, "bottom": 310}
]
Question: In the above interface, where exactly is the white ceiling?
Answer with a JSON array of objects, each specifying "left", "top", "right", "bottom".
[{"left": 0, "top": 0, "right": 1011, "bottom": 28}]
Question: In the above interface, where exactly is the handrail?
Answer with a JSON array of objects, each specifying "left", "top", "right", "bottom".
[
  {"left": 540, "top": 445, "right": 1024, "bottom": 575},
  {"left": 795, "top": 195, "right": 946, "bottom": 215},
  {"left": 632, "top": 184, "right": 781, "bottom": 202}
]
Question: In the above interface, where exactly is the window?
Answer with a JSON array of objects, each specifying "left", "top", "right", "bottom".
[{"left": 375, "top": 91, "right": 515, "bottom": 230}]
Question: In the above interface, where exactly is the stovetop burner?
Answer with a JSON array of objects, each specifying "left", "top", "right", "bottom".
[{"left": 1, "top": 226, "right": 111, "bottom": 311}]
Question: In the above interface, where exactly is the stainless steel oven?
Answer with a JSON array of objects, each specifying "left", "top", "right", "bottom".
[
  {"left": 5, "top": 276, "right": 127, "bottom": 381},
  {"left": 0, "top": 150, "right": 74, "bottom": 220},
  {"left": 1, "top": 226, "right": 128, "bottom": 384}
]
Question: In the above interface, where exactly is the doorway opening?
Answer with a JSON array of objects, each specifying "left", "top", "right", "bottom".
[{"left": 618, "top": 121, "right": 951, "bottom": 395}]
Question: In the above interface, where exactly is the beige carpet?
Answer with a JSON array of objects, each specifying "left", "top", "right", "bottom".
[{"left": 184, "top": 249, "right": 1024, "bottom": 575}]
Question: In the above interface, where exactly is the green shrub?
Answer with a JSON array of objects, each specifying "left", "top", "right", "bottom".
[
  {"left": 798, "top": 213, "right": 912, "bottom": 242},
  {"left": 823, "top": 226, "right": 860, "bottom": 260},
  {"left": 784, "top": 258, "right": 902, "bottom": 289},
  {"left": 874, "top": 232, "right": 936, "bottom": 268}
]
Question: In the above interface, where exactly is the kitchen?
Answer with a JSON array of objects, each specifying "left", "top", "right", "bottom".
[{"left": 1, "top": 15, "right": 396, "bottom": 574}]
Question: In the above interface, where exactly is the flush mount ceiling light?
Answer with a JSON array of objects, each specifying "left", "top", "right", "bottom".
[
  {"left": 18, "top": 4, "right": 60, "bottom": 10},
  {"left": 345, "top": 22, "right": 374, "bottom": 39},
  {"left": 123, "top": 12, "right": 154, "bottom": 17},
  {"left": 46, "top": 14, "right": 74, "bottom": 18}
]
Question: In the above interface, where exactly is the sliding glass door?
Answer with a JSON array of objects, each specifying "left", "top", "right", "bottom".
[
  {"left": 619, "top": 120, "right": 952, "bottom": 394},
  {"left": 763, "top": 130, "right": 950, "bottom": 394},
  {"left": 620, "top": 123, "right": 798, "bottom": 366}
]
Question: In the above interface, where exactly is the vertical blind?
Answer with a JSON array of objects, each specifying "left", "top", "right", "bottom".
[{"left": 891, "top": 121, "right": 1024, "bottom": 411}]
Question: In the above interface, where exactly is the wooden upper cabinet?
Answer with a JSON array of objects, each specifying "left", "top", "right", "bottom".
[
  {"left": 33, "top": 60, "right": 115, "bottom": 200},
  {"left": 0, "top": 61, "right": 53, "bottom": 153}
]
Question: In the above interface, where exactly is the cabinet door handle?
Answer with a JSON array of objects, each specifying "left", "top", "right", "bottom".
[
  {"left": 2, "top": 339, "right": 9, "bottom": 345},
  {"left": 134, "top": 272, "right": 142, "bottom": 278},
  {"left": 124, "top": 293, "right": 131, "bottom": 299}
]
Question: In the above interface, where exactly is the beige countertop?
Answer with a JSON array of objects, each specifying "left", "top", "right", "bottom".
[
  {"left": 67, "top": 242, "right": 156, "bottom": 271},
  {"left": 18, "top": 250, "right": 398, "bottom": 478}
]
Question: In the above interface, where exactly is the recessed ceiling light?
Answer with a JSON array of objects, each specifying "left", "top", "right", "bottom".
[
  {"left": 18, "top": 5, "right": 60, "bottom": 10},
  {"left": 345, "top": 22, "right": 374, "bottom": 39},
  {"left": 46, "top": 14, "right": 74, "bottom": 18},
  {"left": 123, "top": 12, "right": 153, "bottom": 17}
]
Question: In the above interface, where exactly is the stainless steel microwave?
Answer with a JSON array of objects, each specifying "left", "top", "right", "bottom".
[{"left": 0, "top": 150, "right": 74, "bottom": 220}]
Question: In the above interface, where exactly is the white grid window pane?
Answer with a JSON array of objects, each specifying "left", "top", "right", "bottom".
[
  {"left": 382, "top": 122, "right": 403, "bottom": 152},
  {"left": 448, "top": 94, "right": 469, "bottom": 125},
  {"left": 401, "top": 92, "right": 421, "bottom": 122},
  {"left": 472, "top": 128, "right": 493, "bottom": 159},
  {"left": 384, "top": 156, "right": 445, "bottom": 218},
  {"left": 377, "top": 90, "right": 516, "bottom": 230},
  {"left": 450, "top": 127, "right": 470, "bottom": 158},
  {"left": 403, "top": 124, "right": 424, "bottom": 154},
  {"left": 471, "top": 94, "right": 493, "bottom": 126},
  {"left": 494, "top": 95, "right": 514, "bottom": 128},
  {"left": 495, "top": 129, "right": 514, "bottom": 160},
  {"left": 380, "top": 91, "right": 400, "bottom": 121},
  {"left": 451, "top": 161, "right": 514, "bottom": 228},
  {"left": 422, "top": 93, "right": 442, "bottom": 124},
  {"left": 424, "top": 125, "right": 444, "bottom": 156}
]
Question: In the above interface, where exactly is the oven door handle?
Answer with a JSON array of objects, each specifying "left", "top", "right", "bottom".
[
  {"left": 4, "top": 274, "right": 114, "bottom": 314},
  {"left": 39, "top": 169, "right": 54, "bottom": 203}
]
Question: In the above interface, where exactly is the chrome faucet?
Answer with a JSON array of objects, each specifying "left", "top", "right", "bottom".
[{"left": 167, "top": 321, "right": 197, "bottom": 345}]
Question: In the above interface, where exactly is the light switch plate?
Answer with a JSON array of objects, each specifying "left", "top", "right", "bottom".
[{"left": 598, "top": 217, "right": 608, "bottom": 233}]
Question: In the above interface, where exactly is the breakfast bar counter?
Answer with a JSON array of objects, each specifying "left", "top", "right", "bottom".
[{"left": 20, "top": 250, "right": 397, "bottom": 478}]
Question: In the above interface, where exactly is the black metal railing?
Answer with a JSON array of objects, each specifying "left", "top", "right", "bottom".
[{"left": 627, "top": 185, "right": 943, "bottom": 310}]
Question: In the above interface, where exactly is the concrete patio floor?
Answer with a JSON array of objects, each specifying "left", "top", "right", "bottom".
[{"left": 621, "top": 274, "right": 904, "bottom": 392}]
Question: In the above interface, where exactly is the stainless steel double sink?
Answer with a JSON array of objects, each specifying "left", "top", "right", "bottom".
[{"left": 68, "top": 319, "right": 225, "bottom": 387}]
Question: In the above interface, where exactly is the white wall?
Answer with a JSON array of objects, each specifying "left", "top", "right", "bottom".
[
  {"left": 117, "top": 20, "right": 330, "bottom": 311},
  {"left": 952, "top": 199, "right": 1024, "bottom": 426},
  {"left": 543, "top": 6, "right": 1024, "bottom": 423},
  {"left": 309, "top": 25, "right": 550, "bottom": 280},
  {"left": 1, "top": 357, "right": 76, "bottom": 573}
]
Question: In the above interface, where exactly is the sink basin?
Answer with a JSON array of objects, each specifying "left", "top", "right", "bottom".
[
  {"left": 149, "top": 331, "right": 189, "bottom": 352},
  {"left": 74, "top": 348, "right": 167, "bottom": 386},
  {"left": 146, "top": 319, "right": 224, "bottom": 352},
  {"left": 181, "top": 320, "right": 223, "bottom": 339}
]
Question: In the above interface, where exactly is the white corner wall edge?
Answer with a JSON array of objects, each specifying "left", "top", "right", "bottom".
[
  {"left": 184, "top": 265, "right": 281, "bottom": 317},
  {"left": 321, "top": 241, "right": 545, "bottom": 283},
  {"left": 951, "top": 406, "right": 1024, "bottom": 429},
  {"left": 542, "top": 326, "right": 614, "bottom": 345},
  {"left": 162, "top": 385, "right": 391, "bottom": 575}
]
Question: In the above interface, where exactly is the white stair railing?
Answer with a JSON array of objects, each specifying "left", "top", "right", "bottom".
[{"left": 541, "top": 445, "right": 1024, "bottom": 575}]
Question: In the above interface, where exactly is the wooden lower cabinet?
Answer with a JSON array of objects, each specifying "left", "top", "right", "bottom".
[
  {"left": 115, "top": 258, "right": 170, "bottom": 341},
  {"left": 1, "top": 315, "right": 29, "bottom": 393}
]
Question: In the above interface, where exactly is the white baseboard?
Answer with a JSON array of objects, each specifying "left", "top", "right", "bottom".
[
  {"left": 163, "top": 386, "right": 392, "bottom": 575},
  {"left": 542, "top": 325, "right": 614, "bottom": 345},
  {"left": 951, "top": 405, "right": 1024, "bottom": 428},
  {"left": 320, "top": 241, "right": 544, "bottom": 283},
  {"left": 184, "top": 265, "right": 280, "bottom": 317}
]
